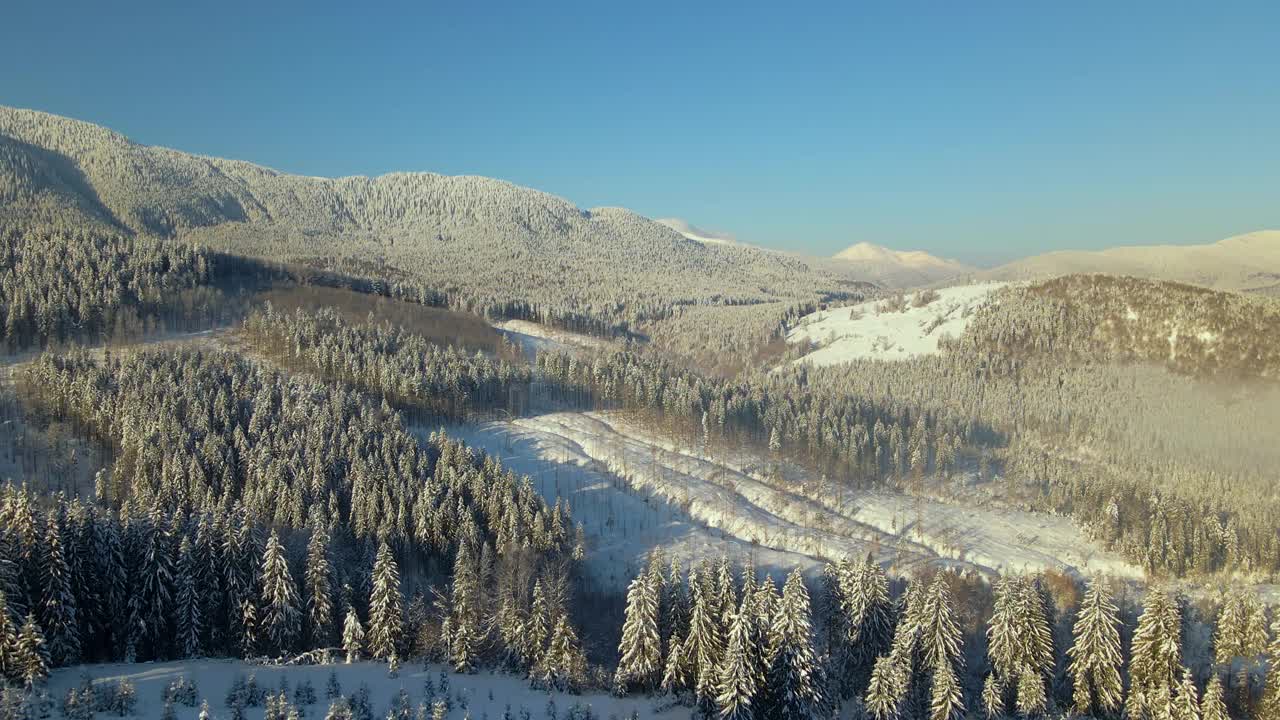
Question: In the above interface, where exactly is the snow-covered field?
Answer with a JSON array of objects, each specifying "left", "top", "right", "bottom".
[
  {"left": 46, "top": 660, "right": 680, "bottom": 720},
  {"left": 492, "top": 320, "right": 612, "bottom": 360},
  {"left": 454, "top": 411, "right": 1142, "bottom": 588},
  {"left": 786, "top": 283, "right": 1010, "bottom": 366}
]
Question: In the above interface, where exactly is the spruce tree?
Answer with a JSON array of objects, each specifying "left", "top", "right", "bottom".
[
  {"left": 1173, "top": 669, "right": 1200, "bottom": 720},
  {"left": 763, "top": 568, "right": 826, "bottom": 720},
  {"left": 982, "top": 674, "right": 1005, "bottom": 719},
  {"left": 685, "top": 569, "right": 725, "bottom": 710},
  {"left": 259, "top": 530, "right": 300, "bottom": 656},
  {"left": 1068, "top": 577, "right": 1124, "bottom": 716},
  {"left": 342, "top": 608, "right": 364, "bottom": 663},
  {"left": 174, "top": 536, "right": 203, "bottom": 658},
  {"left": 304, "top": 521, "right": 334, "bottom": 648},
  {"left": 367, "top": 542, "right": 403, "bottom": 661},
  {"left": 448, "top": 542, "right": 482, "bottom": 673},
  {"left": 39, "top": 517, "right": 79, "bottom": 667},
  {"left": 1201, "top": 675, "right": 1228, "bottom": 720},
  {"left": 15, "top": 613, "right": 48, "bottom": 688},
  {"left": 1128, "top": 587, "right": 1183, "bottom": 720},
  {"left": 615, "top": 570, "right": 662, "bottom": 694},
  {"left": 716, "top": 592, "right": 761, "bottom": 720}
]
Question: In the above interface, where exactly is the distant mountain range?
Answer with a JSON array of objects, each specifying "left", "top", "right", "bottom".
[
  {"left": 979, "top": 230, "right": 1280, "bottom": 294},
  {"left": 2, "top": 105, "right": 1276, "bottom": 304}
]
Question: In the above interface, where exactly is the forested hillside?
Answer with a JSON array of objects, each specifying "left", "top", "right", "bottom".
[{"left": 0, "top": 107, "right": 866, "bottom": 344}]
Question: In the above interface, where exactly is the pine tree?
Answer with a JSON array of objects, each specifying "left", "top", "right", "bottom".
[
  {"left": 240, "top": 599, "right": 259, "bottom": 659},
  {"left": 1068, "top": 578, "right": 1124, "bottom": 716},
  {"left": 685, "top": 569, "right": 725, "bottom": 709},
  {"left": 0, "top": 592, "right": 18, "bottom": 683},
  {"left": 1200, "top": 675, "right": 1228, "bottom": 720},
  {"left": 343, "top": 608, "right": 364, "bottom": 663},
  {"left": 1015, "top": 664, "right": 1048, "bottom": 718},
  {"left": 448, "top": 542, "right": 482, "bottom": 673},
  {"left": 841, "top": 555, "right": 895, "bottom": 699},
  {"left": 1173, "top": 669, "right": 1200, "bottom": 720},
  {"left": 1128, "top": 587, "right": 1182, "bottom": 720},
  {"left": 615, "top": 570, "right": 662, "bottom": 694},
  {"left": 260, "top": 530, "right": 300, "bottom": 657},
  {"left": 716, "top": 592, "right": 762, "bottom": 720},
  {"left": 304, "top": 521, "right": 334, "bottom": 648},
  {"left": 537, "top": 615, "right": 586, "bottom": 692},
  {"left": 174, "top": 536, "right": 203, "bottom": 658},
  {"left": 366, "top": 542, "right": 403, "bottom": 661},
  {"left": 762, "top": 568, "right": 826, "bottom": 720},
  {"left": 866, "top": 655, "right": 906, "bottom": 720},
  {"left": 932, "top": 661, "right": 965, "bottom": 720},
  {"left": 129, "top": 505, "right": 174, "bottom": 660},
  {"left": 525, "top": 579, "right": 551, "bottom": 668},
  {"left": 982, "top": 674, "right": 1005, "bottom": 719},
  {"left": 15, "top": 613, "right": 48, "bottom": 688},
  {"left": 39, "top": 513, "right": 79, "bottom": 667}
]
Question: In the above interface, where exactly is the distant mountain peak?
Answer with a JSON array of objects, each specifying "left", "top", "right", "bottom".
[{"left": 830, "top": 242, "right": 973, "bottom": 288}]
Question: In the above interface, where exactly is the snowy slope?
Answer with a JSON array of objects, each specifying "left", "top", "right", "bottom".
[
  {"left": 46, "top": 660, "right": 683, "bottom": 720},
  {"left": 786, "top": 282, "right": 1010, "bottom": 366},
  {"left": 459, "top": 411, "right": 1140, "bottom": 584}
]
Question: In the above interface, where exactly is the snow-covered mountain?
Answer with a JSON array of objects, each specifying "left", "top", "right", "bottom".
[
  {"left": 831, "top": 242, "right": 974, "bottom": 288},
  {"left": 979, "top": 230, "right": 1280, "bottom": 294}
]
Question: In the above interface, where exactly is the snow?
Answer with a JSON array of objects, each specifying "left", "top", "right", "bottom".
[
  {"left": 785, "top": 283, "right": 1010, "bottom": 366},
  {"left": 492, "top": 320, "right": 612, "bottom": 360},
  {"left": 453, "top": 411, "right": 1142, "bottom": 587},
  {"left": 44, "top": 659, "right": 684, "bottom": 719}
]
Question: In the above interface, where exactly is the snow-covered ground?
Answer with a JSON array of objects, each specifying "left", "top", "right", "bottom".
[
  {"left": 453, "top": 411, "right": 1142, "bottom": 588},
  {"left": 45, "top": 660, "right": 681, "bottom": 720},
  {"left": 786, "top": 283, "right": 1010, "bottom": 366},
  {"left": 492, "top": 320, "right": 613, "bottom": 360}
]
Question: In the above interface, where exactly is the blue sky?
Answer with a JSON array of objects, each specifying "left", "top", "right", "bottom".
[{"left": 2, "top": 1, "right": 1277, "bottom": 263}]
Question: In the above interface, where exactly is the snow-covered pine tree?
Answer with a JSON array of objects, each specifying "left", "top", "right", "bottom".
[
  {"left": 15, "top": 613, "right": 48, "bottom": 688},
  {"left": 128, "top": 507, "right": 173, "bottom": 660},
  {"left": 240, "top": 599, "right": 259, "bottom": 659},
  {"left": 260, "top": 530, "right": 300, "bottom": 657},
  {"left": 932, "top": 660, "right": 965, "bottom": 720},
  {"left": 987, "top": 575, "right": 1053, "bottom": 712},
  {"left": 866, "top": 655, "right": 906, "bottom": 720},
  {"left": 982, "top": 674, "right": 1005, "bottom": 719},
  {"left": 448, "top": 542, "right": 482, "bottom": 673},
  {"left": 762, "top": 568, "right": 826, "bottom": 720},
  {"left": 843, "top": 554, "right": 895, "bottom": 699},
  {"left": 614, "top": 569, "right": 662, "bottom": 694},
  {"left": 0, "top": 592, "right": 17, "bottom": 682},
  {"left": 1172, "top": 669, "right": 1200, "bottom": 720},
  {"left": 716, "top": 589, "right": 762, "bottom": 720},
  {"left": 39, "top": 514, "right": 79, "bottom": 667},
  {"left": 525, "top": 579, "right": 551, "bottom": 669},
  {"left": 304, "top": 520, "right": 334, "bottom": 649},
  {"left": 174, "top": 535, "right": 202, "bottom": 658},
  {"left": 1068, "top": 577, "right": 1124, "bottom": 716},
  {"left": 1015, "top": 663, "right": 1048, "bottom": 717},
  {"left": 342, "top": 608, "right": 364, "bottom": 663},
  {"left": 537, "top": 614, "right": 586, "bottom": 692},
  {"left": 1128, "top": 587, "right": 1183, "bottom": 720},
  {"left": 1201, "top": 675, "right": 1228, "bottom": 720},
  {"left": 685, "top": 567, "right": 725, "bottom": 710},
  {"left": 367, "top": 542, "right": 403, "bottom": 661}
]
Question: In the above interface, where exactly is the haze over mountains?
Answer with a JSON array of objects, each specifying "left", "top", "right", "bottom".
[{"left": 831, "top": 241, "right": 975, "bottom": 288}]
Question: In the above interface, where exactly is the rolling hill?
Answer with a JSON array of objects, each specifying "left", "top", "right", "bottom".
[
  {"left": 0, "top": 106, "right": 867, "bottom": 334},
  {"left": 978, "top": 230, "right": 1280, "bottom": 294},
  {"left": 831, "top": 241, "right": 974, "bottom": 288}
]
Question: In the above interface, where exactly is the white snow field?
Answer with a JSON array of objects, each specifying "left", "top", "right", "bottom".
[
  {"left": 455, "top": 411, "right": 1141, "bottom": 587},
  {"left": 492, "top": 320, "right": 612, "bottom": 360},
  {"left": 46, "top": 660, "right": 682, "bottom": 720},
  {"left": 786, "top": 282, "right": 1010, "bottom": 366}
]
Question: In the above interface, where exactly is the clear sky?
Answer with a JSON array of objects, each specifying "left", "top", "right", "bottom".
[{"left": 2, "top": 1, "right": 1277, "bottom": 263}]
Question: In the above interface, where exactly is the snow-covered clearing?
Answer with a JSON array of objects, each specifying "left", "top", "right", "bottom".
[
  {"left": 455, "top": 411, "right": 1142, "bottom": 587},
  {"left": 448, "top": 421, "right": 826, "bottom": 590},
  {"left": 492, "top": 320, "right": 612, "bottom": 360},
  {"left": 46, "top": 660, "right": 680, "bottom": 719},
  {"left": 786, "top": 282, "right": 1009, "bottom": 366}
]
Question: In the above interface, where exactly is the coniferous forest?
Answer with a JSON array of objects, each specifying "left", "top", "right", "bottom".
[{"left": 1, "top": 107, "right": 1280, "bottom": 720}]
